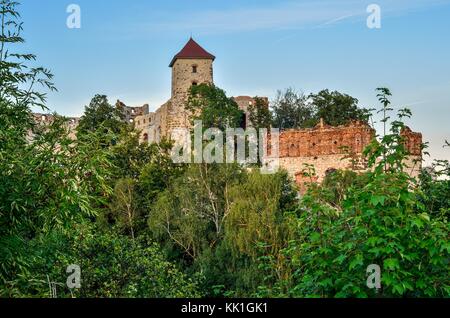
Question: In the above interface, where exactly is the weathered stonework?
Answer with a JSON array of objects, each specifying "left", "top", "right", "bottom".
[
  {"left": 117, "top": 39, "right": 424, "bottom": 190},
  {"left": 274, "top": 120, "right": 375, "bottom": 189},
  {"left": 400, "top": 127, "right": 423, "bottom": 178},
  {"left": 30, "top": 113, "right": 79, "bottom": 141},
  {"left": 115, "top": 101, "right": 149, "bottom": 123},
  {"left": 233, "top": 96, "right": 269, "bottom": 129},
  {"left": 133, "top": 39, "right": 256, "bottom": 144},
  {"left": 31, "top": 38, "right": 424, "bottom": 192},
  {"left": 270, "top": 120, "right": 423, "bottom": 190}
]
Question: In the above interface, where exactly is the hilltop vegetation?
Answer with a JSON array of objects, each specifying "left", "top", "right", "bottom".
[{"left": 1, "top": 0, "right": 448, "bottom": 298}]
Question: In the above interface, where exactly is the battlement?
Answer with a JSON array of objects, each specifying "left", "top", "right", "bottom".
[
  {"left": 115, "top": 100, "right": 149, "bottom": 123},
  {"left": 279, "top": 120, "right": 375, "bottom": 158}
]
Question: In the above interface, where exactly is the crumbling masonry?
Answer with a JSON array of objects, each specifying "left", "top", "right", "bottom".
[{"left": 33, "top": 38, "right": 423, "bottom": 189}]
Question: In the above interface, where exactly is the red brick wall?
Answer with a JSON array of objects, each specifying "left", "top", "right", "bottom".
[{"left": 278, "top": 121, "right": 376, "bottom": 158}]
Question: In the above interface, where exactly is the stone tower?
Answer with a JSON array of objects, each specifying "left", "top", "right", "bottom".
[{"left": 167, "top": 38, "right": 215, "bottom": 138}]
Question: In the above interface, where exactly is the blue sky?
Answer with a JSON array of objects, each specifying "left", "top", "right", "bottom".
[{"left": 17, "top": 0, "right": 450, "bottom": 163}]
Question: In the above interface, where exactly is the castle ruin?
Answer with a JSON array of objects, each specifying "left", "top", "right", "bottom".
[{"left": 33, "top": 38, "right": 423, "bottom": 189}]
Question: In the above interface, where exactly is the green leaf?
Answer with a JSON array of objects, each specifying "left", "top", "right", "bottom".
[
  {"left": 384, "top": 258, "right": 400, "bottom": 270},
  {"left": 349, "top": 254, "right": 363, "bottom": 270},
  {"left": 310, "top": 232, "right": 321, "bottom": 242},
  {"left": 334, "top": 254, "right": 346, "bottom": 265},
  {"left": 418, "top": 213, "right": 430, "bottom": 222},
  {"left": 370, "top": 195, "right": 386, "bottom": 207}
]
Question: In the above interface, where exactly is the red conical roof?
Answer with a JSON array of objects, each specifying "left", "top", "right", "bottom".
[{"left": 169, "top": 38, "right": 215, "bottom": 67}]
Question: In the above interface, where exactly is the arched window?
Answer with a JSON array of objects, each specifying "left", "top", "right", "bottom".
[
  {"left": 192, "top": 81, "right": 198, "bottom": 86},
  {"left": 192, "top": 65, "right": 198, "bottom": 73},
  {"left": 143, "top": 133, "right": 149, "bottom": 142},
  {"left": 355, "top": 133, "right": 362, "bottom": 151},
  {"left": 289, "top": 144, "right": 298, "bottom": 157}
]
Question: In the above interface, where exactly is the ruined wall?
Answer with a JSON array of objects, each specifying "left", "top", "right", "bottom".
[
  {"left": 133, "top": 55, "right": 272, "bottom": 146},
  {"left": 401, "top": 126, "right": 423, "bottom": 178},
  {"left": 29, "top": 113, "right": 79, "bottom": 141},
  {"left": 115, "top": 100, "right": 149, "bottom": 123},
  {"left": 275, "top": 121, "right": 423, "bottom": 191},
  {"left": 233, "top": 96, "right": 269, "bottom": 129},
  {"left": 134, "top": 113, "right": 154, "bottom": 143},
  {"left": 401, "top": 126, "right": 422, "bottom": 156},
  {"left": 277, "top": 121, "right": 375, "bottom": 188}
]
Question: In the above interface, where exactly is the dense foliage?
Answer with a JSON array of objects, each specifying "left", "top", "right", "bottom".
[
  {"left": 271, "top": 88, "right": 371, "bottom": 130},
  {"left": 0, "top": 1, "right": 198, "bottom": 297}
]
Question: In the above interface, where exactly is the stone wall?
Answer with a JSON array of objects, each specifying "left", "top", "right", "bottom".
[
  {"left": 233, "top": 96, "right": 269, "bottom": 129},
  {"left": 109, "top": 41, "right": 425, "bottom": 190},
  {"left": 29, "top": 113, "right": 79, "bottom": 141},
  {"left": 166, "top": 58, "right": 214, "bottom": 140},
  {"left": 276, "top": 120, "right": 375, "bottom": 186},
  {"left": 401, "top": 126, "right": 422, "bottom": 156},
  {"left": 171, "top": 59, "right": 213, "bottom": 98},
  {"left": 115, "top": 100, "right": 149, "bottom": 123},
  {"left": 401, "top": 127, "right": 423, "bottom": 178},
  {"left": 272, "top": 121, "right": 423, "bottom": 190}
]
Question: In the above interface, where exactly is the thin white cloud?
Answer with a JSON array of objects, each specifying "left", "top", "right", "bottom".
[
  {"left": 323, "top": 14, "right": 356, "bottom": 25},
  {"left": 132, "top": 0, "right": 450, "bottom": 35}
]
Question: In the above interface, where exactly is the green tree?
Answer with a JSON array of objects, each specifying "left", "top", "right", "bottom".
[
  {"left": 0, "top": 1, "right": 112, "bottom": 294},
  {"left": 77, "top": 94, "right": 125, "bottom": 138},
  {"left": 418, "top": 143, "right": 450, "bottom": 218},
  {"left": 248, "top": 97, "right": 273, "bottom": 166},
  {"left": 258, "top": 91, "right": 449, "bottom": 298},
  {"left": 3, "top": 224, "right": 200, "bottom": 298},
  {"left": 109, "top": 125, "right": 155, "bottom": 180},
  {"left": 271, "top": 88, "right": 315, "bottom": 130},
  {"left": 225, "top": 171, "right": 297, "bottom": 259},
  {"left": 187, "top": 83, "right": 243, "bottom": 130},
  {"left": 309, "top": 89, "right": 370, "bottom": 126},
  {"left": 148, "top": 163, "right": 244, "bottom": 259},
  {"left": 137, "top": 140, "right": 185, "bottom": 208},
  {"left": 110, "top": 178, "right": 139, "bottom": 239},
  {"left": 248, "top": 97, "right": 272, "bottom": 130}
]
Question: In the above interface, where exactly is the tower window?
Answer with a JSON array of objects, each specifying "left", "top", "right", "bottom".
[{"left": 192, "top": 65, "right": 197, "bottom": 73}]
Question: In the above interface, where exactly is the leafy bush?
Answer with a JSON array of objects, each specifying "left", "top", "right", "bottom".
[
  {"left": 2, "top": 225, "right": 200, "bottom": 298},
  {"left": 257, "top": 90, "right": 450, "bottom": 298}
]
